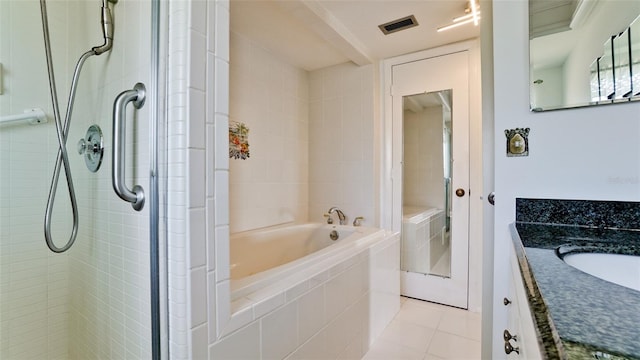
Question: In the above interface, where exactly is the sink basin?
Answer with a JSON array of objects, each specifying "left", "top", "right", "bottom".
[{"left": 562, "top": 253, "right": 640, "bottom": 292}]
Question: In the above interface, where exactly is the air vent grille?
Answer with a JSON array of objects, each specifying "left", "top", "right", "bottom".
[{"left": 378, "top": 15, "right": 419, "bottom": 35}]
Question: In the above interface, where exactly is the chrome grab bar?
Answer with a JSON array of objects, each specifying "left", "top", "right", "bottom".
[{"left": 112, "top": 83, "right": 146, "bottom": 211}]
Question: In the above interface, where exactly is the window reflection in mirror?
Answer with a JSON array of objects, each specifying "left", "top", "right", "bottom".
[
  {"left": 632, "top": 16, "right": 640, "bottom": 96},
  {"left": 529, "top": 0, "right": 640, "bottom": 111},
  {"left": 613, "top": 29, "right": 631, "bottom": 99}
]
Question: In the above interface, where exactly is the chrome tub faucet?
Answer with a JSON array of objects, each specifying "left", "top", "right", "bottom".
[{"left": 327, "top": 207, "right": 347, "bottom": 225}]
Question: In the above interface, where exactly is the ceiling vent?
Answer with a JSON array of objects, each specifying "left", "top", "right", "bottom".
[{"left": 378, "top": 15, "right": 419, "bottom": 35}]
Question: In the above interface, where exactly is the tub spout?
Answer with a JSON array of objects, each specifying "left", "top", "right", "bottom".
[{"left": 328, "top": 207, "right": 347, "bottom": 225}]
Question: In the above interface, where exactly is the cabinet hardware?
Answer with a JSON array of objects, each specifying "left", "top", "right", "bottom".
[
  {"left": 503, "top": 297, "right": 512, "bottom": 306},
  {"left": 503, "top": 329, "right": 518, "bottom": 342},
  {"left": 504, "top": 340, "right": 520, "bottom": 355}
]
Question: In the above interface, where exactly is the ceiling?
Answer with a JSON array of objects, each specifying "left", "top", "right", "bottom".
[
  {"left": 529, "top": 0, "right": 577, "bottom": 39},
  {"left": 230, "top": 0, "right": 481, "bottom": 71}
]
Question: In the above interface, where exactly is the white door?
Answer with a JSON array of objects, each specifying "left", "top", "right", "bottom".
[{"left": 392, "top": 51, "right": 470, "bottom": 308}]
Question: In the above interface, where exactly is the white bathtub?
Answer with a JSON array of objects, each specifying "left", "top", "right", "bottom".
[{"left": 230, "top": 223, "right": 385, "bottom": 300}]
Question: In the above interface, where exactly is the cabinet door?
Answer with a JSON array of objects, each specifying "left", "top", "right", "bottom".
[{"left": 505, "top": 243, "right": 543, "bottom": 359}]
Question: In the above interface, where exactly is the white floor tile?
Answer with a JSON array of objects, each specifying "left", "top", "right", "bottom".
[
  {"left": 392, "top": 301, "right": 443, "bottom": 330},
  {"left": 362, "top": 339, "right": 425, "bottom": 360},
  {"left": 425, "top": 331, "right": 481, "bottom": 360},
  {"left": 437, "top": 307, "right": 482, "bottom": 341},
  {"left": 423, "top": 354, "right": 447, "bottom": 360},
  {"left": 377, "top": 320, "right": 436, "bottom": 353},
  {"left": 364, "top": 297, "right": 481, "bottom": 360}
]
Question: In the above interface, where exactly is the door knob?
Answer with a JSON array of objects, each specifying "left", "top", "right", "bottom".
[{"left": 455, "top": 188, "right": 465, "bottom": 197}]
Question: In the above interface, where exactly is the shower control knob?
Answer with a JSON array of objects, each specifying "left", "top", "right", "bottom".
[
  {"left": 78, "top": 125, "right": 104, "bottom": 173},
  {"left": 77, "top": 138, "right": 87, "bottom": 155}
]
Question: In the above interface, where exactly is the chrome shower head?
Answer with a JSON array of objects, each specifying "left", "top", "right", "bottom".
[{"left": 92, "top": 0, "right": 115, "bottom": 55}]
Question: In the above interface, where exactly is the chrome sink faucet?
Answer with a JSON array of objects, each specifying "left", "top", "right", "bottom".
[{"left": 328, "top": 207, "right": 347, "bottom": 225}]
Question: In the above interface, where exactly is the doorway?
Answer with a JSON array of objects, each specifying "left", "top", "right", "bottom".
[{"left": 390, "top": 51, "right": 470, "bottom": 309}]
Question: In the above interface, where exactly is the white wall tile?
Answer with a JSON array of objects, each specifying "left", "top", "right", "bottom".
[
  {"left": 308, "top": 63, "right": 376, "bottom": 227},
  {"left": 190, "top": 31, "right": 207, "bottom": 91},
  {"left": 191, "top": 324, "right": 209, "bottom": 360},
  {"left": 215, "top": 280, "right": 231, "bottom": 336},
  {"left": 207, "top": 198, "right": 216, "bottom": 272},
  {"left": 190, "top": 0, "right": 207, "bottom": 34},
  {"left": 209, "top": 322, "right": 260, "bottom": 360},
  {"left": 221, "top": 298, "right": 254, "bottom": 336},
  {"left": 248, "top": 290, "right": 285, "bottom": 319},
  {"left": 214, "top": 115, "right": 229, "bottom": 170},
  {"left": 287, "top": 332, "right": 328, "bottom": 360},
  {"left": 330, "top": 299, "right": 365, "bottom": 358},
  {"left": 214, "top": 171, "right": 229, "bottom": 226},
  {"left": 207, "top": 272, "right": 218, "bottom": 343},
  {"left": 191, "top": 268, "right": 207, "bottom": 328},
  {"left": 214, "top": 58, "right": 229, "bottom": 115},
  {"left": 1, "top": 0, "right": 162, "bottom": 358},
  {"left": 261, "top": 301, "right": 298, "bottom": 359},
  {"left": 189, "top": 88, "right": 206, "bottom": 149},
  {"left": 189, "top": 149, "right": 206, "bottom": 208},
  {"left": 297, "top": 284, "right": 325, "bottom": 344},
  {"left": 206, "top": 0, "right": 216, "bottom": 53},
  {"left": 206, "top": 124, "right": 216, "bottom": 197},
  {"left": 215, "top": 225, "right": 230, "bottom": 282},
  {"left": 214, "top": 4, "right": 230, "bottom": 62},
  {"left": 228, "top": 33, "right": 309, "bottom": 233},
  {"left": 190, "top": 208, "right": 207, "bottom": 268}
]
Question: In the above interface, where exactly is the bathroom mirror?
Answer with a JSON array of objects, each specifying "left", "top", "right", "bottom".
[
  {"left": 529, "top": 0, "right": 640, "bottom": 111},
  {"left": 400, "top": 90, "right": 452, "bottom": 278}
]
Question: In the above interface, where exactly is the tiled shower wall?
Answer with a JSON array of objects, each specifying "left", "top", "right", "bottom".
[
  {"left": 229, "top": 31, "right": 309, "bottom": 233},
  {"left": 66, "top": 0, "right": 154, "bottom": 358},
  {"left": 1, "top": 0, "right": 153, "bottom": 359},
  {"left": 403, "top": 107, "right": 445, "bottom": 210},
  {"left": 0, "top": 1, "right": 73, "bottom": 358},
  {"left": 308, "top": 63, "right": 377, "bottom": 226}
]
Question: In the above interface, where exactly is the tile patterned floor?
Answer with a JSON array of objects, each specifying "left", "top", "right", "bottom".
[{"left": 363, "top": 297, "right": 482, "bottom": 360}]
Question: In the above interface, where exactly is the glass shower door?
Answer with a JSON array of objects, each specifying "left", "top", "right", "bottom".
[{"left": 0, "top": 0, "right": 164, "bottom": 358}]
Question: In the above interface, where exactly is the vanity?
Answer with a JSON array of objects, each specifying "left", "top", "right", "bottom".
[{"left": 507, "top": 198, "right": 640, "bottom": 359}]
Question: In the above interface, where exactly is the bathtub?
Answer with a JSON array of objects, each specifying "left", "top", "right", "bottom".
[
  {"left": 230, "top": 223, "right": 385, "bottom": 300},
  {"left": 223, "top": 222, "right": 400, "bottom": 359}
]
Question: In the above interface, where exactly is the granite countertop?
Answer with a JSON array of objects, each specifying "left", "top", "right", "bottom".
[{"left": 511, "top": 222, "right": 640, "bottom": 360}]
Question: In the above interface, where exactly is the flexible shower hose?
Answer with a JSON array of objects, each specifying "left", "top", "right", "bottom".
[{"left": 40, "top": 0, "right": 95, "bottom": 253}]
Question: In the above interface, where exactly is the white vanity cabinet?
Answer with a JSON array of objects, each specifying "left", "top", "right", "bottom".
[{"left": 503, "top": 242, "right": 543, "bottom": 359}]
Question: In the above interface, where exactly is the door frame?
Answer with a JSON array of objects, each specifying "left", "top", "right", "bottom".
[
  {"left": 392, "top": 51, "right": 470, "bottom": 308},
  {"left": 380, "top": 39, "right": 484, "bottom": 312}
]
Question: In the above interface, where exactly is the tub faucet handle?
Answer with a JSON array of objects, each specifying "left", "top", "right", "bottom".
[
  {"left": 328, "top": 207, "right": 347, "bottom": 225},
  {"left": 323, "top": 213, "right": 334, "bottom": 224},
  {"left": 353, "top": 216, "right": 364, "bottom": 226}
]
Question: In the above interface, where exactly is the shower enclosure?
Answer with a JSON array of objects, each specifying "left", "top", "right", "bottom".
[{"left": 0, "top": 0, "right": 166, "bottom": 358}]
